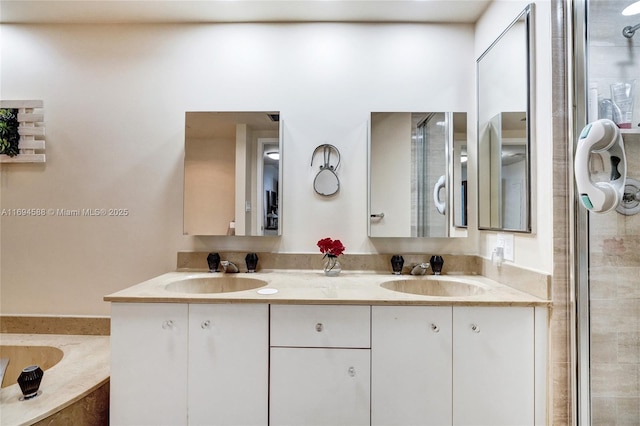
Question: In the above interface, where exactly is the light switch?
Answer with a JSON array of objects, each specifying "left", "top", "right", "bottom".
[{"left": 497, "top": 233, "right": 515, "bottom": 262}]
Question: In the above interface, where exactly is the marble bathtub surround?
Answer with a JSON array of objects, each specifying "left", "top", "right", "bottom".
[
  {"left": 31, "top": 383, "right": 109, "bottom": 426},
  {"left": 0, "top": 316, "right": 110, "bottom": 336},
  {"left": 0, "top": 334, "right": 110, "bottom": 426},
  {"left": 177, "top": 251, "right": 550, "bottom": 299},
  {"left": 0, "top": 346, "right": 62, "bottom": 388}
]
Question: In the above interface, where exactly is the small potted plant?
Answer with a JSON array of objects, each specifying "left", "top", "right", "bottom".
[{"left": 0, "top": 108, "right": 20, "bottom": 157}]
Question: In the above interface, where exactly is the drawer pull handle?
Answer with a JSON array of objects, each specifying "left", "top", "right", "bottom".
[
  {"left": 430, "top": 323, "right": 440, "bottom": 333},
  {"left": 471, "top": 324, "right": 480, "bottom": 333},
  {"left": 348, "top": 367, "right": 356, "bottom": 377},
  {"left": 162, "top": 320, "right": 175, "bottom": 330},
  {"left": 315, "top": 323, "right": 323, "bottom": 332},
  {"left": 201, "top": 320, "right": 211, "bottom": 329}
]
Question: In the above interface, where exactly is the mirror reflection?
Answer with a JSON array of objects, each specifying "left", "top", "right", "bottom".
[
  {"left": 183, "top": 111, "right": 281, "bottom": 236},
  {"left": 452, "top": 113, "right": 468, "bottom": 228},
  {"left": 369, "top": 111, "right": 467, "bottom": 238},
  {"left": 477, "top": 4, "right": 532, "bottom": 232}
]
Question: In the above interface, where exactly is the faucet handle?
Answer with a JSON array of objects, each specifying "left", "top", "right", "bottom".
[
  {"left": 429, "top": 255, "right": 444, "bottom": 275},
  {"left": 245, "top": 253, "right": 259, "bottom": 273},
  {"left": 207, "top": 253, "right": 220, "bottom": 272}
]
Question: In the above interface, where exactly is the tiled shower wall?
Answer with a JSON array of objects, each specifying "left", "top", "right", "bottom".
[
  {"left": 589, "top": 133, "right": 640, "bottom": 423},
  {"left": 587, "top": 0, "right": 640, "bottom": 422}
]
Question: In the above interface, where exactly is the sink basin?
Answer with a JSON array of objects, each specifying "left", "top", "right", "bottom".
[
  {"left": 165, "top": 276, "right": 267, "bottom": 294},
  {"left": 381, "top": 278, "right": 487, "bottom": 297}
]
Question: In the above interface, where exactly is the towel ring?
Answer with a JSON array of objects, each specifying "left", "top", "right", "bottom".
[{"left": 311, "top": 144, "right": 341, "bottom": 196}]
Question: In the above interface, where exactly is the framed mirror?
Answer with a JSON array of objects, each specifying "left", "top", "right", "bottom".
[
  {"left": 477, "top": 4, "right": 533, "bottom": 232},
  {"left": 369, "top": 111, "right": 467, "bottom": 238},
  {"left": 183, "top": 111, "right": 281, "bottom": 236}
]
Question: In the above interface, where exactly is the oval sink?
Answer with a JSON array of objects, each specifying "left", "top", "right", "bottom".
[
  {"left": 165, "top": 276, "right": 267, "bottom": 294},
  {"left": 381, "top": 278, "right": 487, "bottom": 297}
]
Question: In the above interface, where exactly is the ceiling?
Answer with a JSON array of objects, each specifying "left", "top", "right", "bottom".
[{"left": 0, "top": 0, "right": 492, "bottom": 24}]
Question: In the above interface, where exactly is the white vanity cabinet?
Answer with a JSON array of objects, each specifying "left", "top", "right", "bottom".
[
  {"left": 110, "top": 302, "right": 268, "bottom": 426},
  {"left": 452, "top": 306, "right": 534, "bottom": 426},
  {"left": 269, "top": 305, "right": 371, "bottom": 426},
  {"left": 188, "top": 303, "right": 269, "bottom": 426},
  {"left": 110, "top": 303, "right": 189, "bottom": 426},
  {"left": 371, "top": 305, "right": 453, "bottom": 426},
  {"left": 109, "top": 297, "right": 546, "bottom": 426},
  {"left": 371, "top": 305, "right": 539, "bottom": 426}
]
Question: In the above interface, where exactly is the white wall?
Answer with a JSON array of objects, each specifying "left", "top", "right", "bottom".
[
  {"left": 475, "top": 0, "right": 554, "bottom": 274},
  {"left": 0, "top": 22, "right": 477, "bottom": 315}
]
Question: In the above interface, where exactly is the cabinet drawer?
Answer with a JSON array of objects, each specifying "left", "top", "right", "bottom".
[{"left": 270, "top": 305, "right": 371, "bottom": 348}]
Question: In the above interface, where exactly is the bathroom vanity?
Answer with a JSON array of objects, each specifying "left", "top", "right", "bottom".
[{"left": 105, "top": 271, "right": 549, "bottom": 426}]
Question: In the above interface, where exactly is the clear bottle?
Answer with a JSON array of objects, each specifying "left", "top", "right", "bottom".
[
  {"left": 598, "top": 98, "right": 621, "bottom": 122},
  {"left": 611, "top": 81, "right": 635, "bottom": 128},
  {"left": 588, "top": 82, "right": 599, "bottom": 121}
]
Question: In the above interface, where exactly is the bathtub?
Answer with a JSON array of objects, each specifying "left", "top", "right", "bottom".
[{"left": 0, "top": 334, "right": 110, "bottom": 426}]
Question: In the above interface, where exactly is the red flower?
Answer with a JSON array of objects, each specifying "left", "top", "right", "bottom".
[{"left": 317, "top": 237, "right": 345, "bottom": 257}]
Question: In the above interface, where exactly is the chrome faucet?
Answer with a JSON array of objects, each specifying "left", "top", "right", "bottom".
[
  {"left": 410, "top": 262, "right": 430, "bottom": 275},
  {"left": 220, "top": 260, "right": 239, "bottom": 273}
]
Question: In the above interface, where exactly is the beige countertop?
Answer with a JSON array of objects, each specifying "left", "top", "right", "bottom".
[{"left": 104, "top": 270, "right": 550, "bottom": 306}]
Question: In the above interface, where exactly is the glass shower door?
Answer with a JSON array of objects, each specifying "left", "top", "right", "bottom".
[{"left": 575, "top": 0, "right": 640, "bottom": 424}]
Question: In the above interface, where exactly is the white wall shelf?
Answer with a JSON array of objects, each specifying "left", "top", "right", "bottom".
[{"left": 0, "top": 100, "right": 46, "bottom": 163}]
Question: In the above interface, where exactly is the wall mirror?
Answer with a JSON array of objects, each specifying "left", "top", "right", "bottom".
[
  {"left": 477, "top": 4, "right": 533, "bottom": 232},
  {"left": 369, "top": 111, "right": 467, "bottom": 238},
  {"left": 183, "top": 111, "right": 281, "bottom": 236}
]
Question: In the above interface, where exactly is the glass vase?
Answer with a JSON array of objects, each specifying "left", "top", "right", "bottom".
[{"left": 323, "top": 256, "right": 342, "bottom": 277}]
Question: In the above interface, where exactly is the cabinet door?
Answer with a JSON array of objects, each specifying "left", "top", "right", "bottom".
[
  {"left": 453, "top": 306, "right": 534, "bottom": 426},
  {"left": 270, "top": 347, "right": 370, "bottom": 426},
  {"left": 188, "top": 304, "right": 269, "bottom": 426},
  {"left": 371, "top": 306, "right": 453, "bottom": 426},
  {"left": 110, "top": 303, "right": 188, "bottom": 426}
]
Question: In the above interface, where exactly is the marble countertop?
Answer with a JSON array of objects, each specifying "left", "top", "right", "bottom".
[
  {"left": 104, "top": 270, "right": 550, "bottom": 306},
  {"left": 0, "top": 334, "right": 110, "bottom": 426}
]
